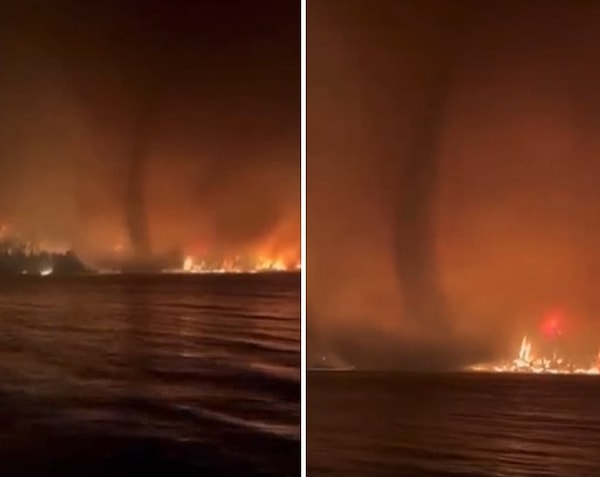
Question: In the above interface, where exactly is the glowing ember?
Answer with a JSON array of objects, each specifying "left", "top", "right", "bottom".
[{"left": 467, "top": 335, "right": 600, "bottom": 375}]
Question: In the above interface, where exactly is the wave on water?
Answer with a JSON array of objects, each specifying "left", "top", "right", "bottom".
[
  {"left": 309, "top": 372, "right": 600, "bottom": 477},
  {"left": 0, "top": 274, "right": 300, "bottom": 476}
]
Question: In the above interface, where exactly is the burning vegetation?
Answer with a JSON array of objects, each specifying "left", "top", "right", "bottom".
[
  {"left": 468, "top": 335, "right": 600, "bottom": 375},
  {"left": 0, "top": 223, "right": 300, "bottom": 276},
  {"left": 179, "top": 255, "right": 299, "bottom": 274},
  {"left": 467, "top": 309, "right": 600, "bottom": 375},
  {"left": 174, "top": 218, "right": 300, "bottom": 274},
  {"left": 0, "top": 225, "right": 87, "bottom": 276}
]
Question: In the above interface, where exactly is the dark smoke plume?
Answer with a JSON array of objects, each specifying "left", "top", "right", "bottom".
[
  {"left": 123, "top": 51, "right": 167, "bottom": 261},
  {"left": 125, "top": 105, "right": 154, "bottom": 259},
  {"left": 308, "top": 1, "right": 492, "bottom": 370},
  {"left": 392, "top": 8, "right": 466, "bottom": 335},
  {"left": 45, "top": 4, "right": 171, "bottom": 261}
]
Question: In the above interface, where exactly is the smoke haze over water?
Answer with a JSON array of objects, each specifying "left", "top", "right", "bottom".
[
  {"left": 309, "top": 0, "right": 600, "bottom": 369},
  {"left": 0, "top": 1, "right": 299, "bottom": 264}
]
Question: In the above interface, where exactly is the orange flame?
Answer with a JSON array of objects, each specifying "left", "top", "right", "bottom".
[
  {"left": 468, "top": 335, "right": 600, "bottom": 375},
  {"left": 181, "top": 216, "right": 300, "bottom": 274}
]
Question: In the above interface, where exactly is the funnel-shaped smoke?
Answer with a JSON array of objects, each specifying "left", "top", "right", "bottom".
[
  {"left": 126, "top": 147, "right": 150, "bottom": 259},
  {"left": 125, "top": 100, "right": 157, "bottom": 260},
  {"left": 393, "top": 11, "right": 465, "bottom": 335}
]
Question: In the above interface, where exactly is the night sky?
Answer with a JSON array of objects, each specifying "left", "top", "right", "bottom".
[
  {"left": 0, "top": 0, "right": 299, "bottom": 264},
  {"left": 309, "top": 0, "right": 600, "bottom": 368}
]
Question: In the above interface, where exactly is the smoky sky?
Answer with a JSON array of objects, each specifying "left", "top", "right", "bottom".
[
  {"left": 309, "top": 0, "right": 600, "bottom": 369},
  {"left": 0, "top": 0, "right": 299, "bottom": 262}
]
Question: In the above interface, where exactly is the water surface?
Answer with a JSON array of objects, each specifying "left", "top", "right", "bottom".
[
  {"left": 308, "top": 371, "right": 600, "bottom": 476},
  {"left": 0, "top": 273, "right": 300, "bottom": 476}
]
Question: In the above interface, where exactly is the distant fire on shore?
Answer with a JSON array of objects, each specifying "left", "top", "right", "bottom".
[
  {"left": 178, "top": 254, "right": 301, "bottom": 274},
  {"left": 176, "top": 228, "right": 300, "bottom": 274},
  {"left": 467, "top": 335, "right": 600, "bottom": 375},
  {"left": 1, "top": 223, "right": 301, "bottom": 275}
]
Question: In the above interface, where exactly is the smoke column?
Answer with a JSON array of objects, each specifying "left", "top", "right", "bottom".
[
  {"left": 308, "top": 1, "right": 491, "bottom": 370},
  {"left": 125, "top": 96, "right": 160, "bottom": 260},
  {"left": 392, "top": 9, "right": 464, "bottom": 336}
]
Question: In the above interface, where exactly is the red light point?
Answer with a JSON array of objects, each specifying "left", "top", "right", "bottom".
[{"left": 541, "top": 310, "right": 563, "bottom": 339}]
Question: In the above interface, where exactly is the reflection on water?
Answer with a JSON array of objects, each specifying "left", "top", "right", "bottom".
[
  {"left": 0, "top": 273, "right": 300, "bottom": 476},
  {"left": 309, "top": 372, "right": 600, "bottom": 477}
]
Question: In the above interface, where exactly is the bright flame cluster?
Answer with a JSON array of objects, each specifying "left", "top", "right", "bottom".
[
  {"left": 178, "top": 255, "right": 300, "bottom": 274},
  {"left": 468, "top": 335, "right": 600, "bottom": 375}
]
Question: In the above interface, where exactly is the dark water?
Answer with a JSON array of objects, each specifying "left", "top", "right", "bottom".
[
  {"left": 0, "top": 273, "right": 299, "bottom": 476},
  {"left": 308, "top": 371, "right": 600, "bottom": 477}
]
